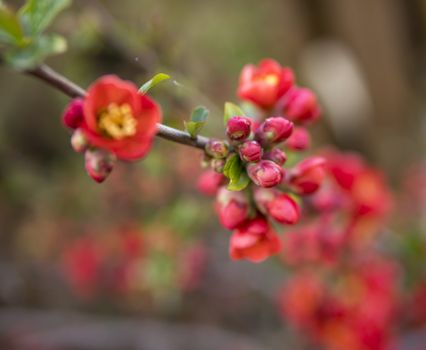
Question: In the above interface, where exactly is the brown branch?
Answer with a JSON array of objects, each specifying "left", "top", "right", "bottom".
[{"left": 25, "top": 64, "right": 210, "bottom": 150}]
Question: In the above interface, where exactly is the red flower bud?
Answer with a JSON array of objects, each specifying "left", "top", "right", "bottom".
[
  {"left": 237, "top": 59, "right": 294, "bottom": 109},
  {"left": 205, "top": 139, "right": 230, "bottom": 159},
  {"left": 226, "top": 116, "right": 252, "bottom": 142},
  {"left": 266, "top": 194, "right": 300, "bottom": 225},
  {"left": 85, "top": 149, "right": 116, "bottom": 183},
  {"left": 285, "top": 127, "right": 310, "bottom": 151},
  {"left": 216, "top": 187, "right": 249, "bottom": 229},
  {"left": 71, "top": 128, "right": 89, "bottom": 153},
  {"left": 230, "top": 216, "right": 281, "bottom": 263},
  {"left": 239, "top": 140, "right": 263, "bottom": 162},
  {"left": 283, "top": 87, "right": 321, "bottom": 124},
  {"left": 253, "top": 187, "right": 277, "bottom": 214},
  {"left": 264, "top": 148, "right": 287, "bottom": 166},
  {"left": 62, "top": 98, "right": 84, "bottom": 129},
  {"left": 196, "top": 170, "right": 225, "bottom": 196},
  {"left": 288, "top": 157, "right": 326, "bottom": 194},
  {"left": 256, "top": 117, "right": 293, "bottom": 146},
  {"left": 247, "top": 160, "right": 284, "bottom": 188}
]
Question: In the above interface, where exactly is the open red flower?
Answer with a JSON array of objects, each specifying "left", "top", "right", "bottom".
[
  {"left": 237, "top": 59, "right": 294, "bottom": 109},
  {"left": 230, "top": 216, "right": 281, "bottom": 263},
  {"left": 81, "top": 75, "right": 161, "bottom": 161}
]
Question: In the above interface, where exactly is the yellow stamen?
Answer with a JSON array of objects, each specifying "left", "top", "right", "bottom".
[
  {"left": 98, "top": 103, "right": 138, "bottom": 140},
  {"left": 262, "top": 74, "right": 279, "bottom": 86}
]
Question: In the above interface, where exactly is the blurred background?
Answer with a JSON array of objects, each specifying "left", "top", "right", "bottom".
[{"left": 0, "top": 0, "right": 426, "bottom": 349}]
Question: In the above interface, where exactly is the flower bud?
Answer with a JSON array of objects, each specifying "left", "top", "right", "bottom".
[
  {"left": 71, "top": 128, "right": 89, "bottom": 153},
  {"left": 283, "top": 87, "right": 321, "bottom": 124},
  {"left": 226, "top": 116, "right": 252, "bottom": 142},
  {"left": 247, "top": 160, "right": 284, "bottom": 188},
  {"left": 264, "top": 148, "right": 287, "bottom": 166},
  {"left": 196, "top": 170, "right": 224, "bottom": 196},
  {"left": 230, "top": 216, "right": 281, "bottom": 263},
  {"left": 267, "top": 194, "right": 300, "bottom": 225},
  {"left": 84, "top": 149, "right": 116, "bottom": 183},
  {"left": 211, "top": 158, "right": 226, "bottom": 173},
  {"left": 288, "top": 157, "right": 326, "bottom": 194},
  {"left": 239, "top": 140, "right": 263, "bottom": 162},
  {"left": 215, "top": 187, "right": 249, "bottom": 229},
  {"left": 62, "top": 98, "right": 84, "bottom": 129},
  {"left": 256, "top": 117, "right": 293, "bottom": 146},
  {"left": 205, "top": 139, "right": 230, "bottom": 159},
  {"left": 285, "top": 127, "right": 310, "bottom": 151},
  {"left": 253, "top": 187, "right": 277, "bottom": 214}
]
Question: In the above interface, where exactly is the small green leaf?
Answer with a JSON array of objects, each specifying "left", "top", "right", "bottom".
[
  {"left": 139, "top": 73, "right": 170, "bottom": 93},
  {"left": 18, "top": 0, "right": 71, "bottom": 36},
  {"left": 224, "top": 102, "right": 245, "bottom": 124},
  {"left": 227, "top": 171, "right": 250, "bottom": 191},
  {"left": 0, "top": 3, "right": 24, "bottom": 45},
  {"left": 191, "top": 106, "right": 209, "bottom": 122},
  {"left": 184, "top": 121, "right": 205, "bottom": 138},
  {"left": 4, "top": 33, "right": 66, "bottom": 69},
  {"left": 223, "top": 153, "right": 248, "bottom": 191},
  {"left": 184, "top": 106, "right": 208, "bottom": 138},
  {"left": 223, "top": 153, "right": 239, "bottom": 179}
]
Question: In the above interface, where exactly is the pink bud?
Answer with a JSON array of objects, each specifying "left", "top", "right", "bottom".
[
  {"left": 84, "top": 149, "right": 116, "bottom": 183},
  {"left": 264, "top": 148, "right": 287, "bottom": 166},
  {"left": 267, "top": 194, "right": 300, "bottom": 225},
  {"left": 253, "top": 187, "right": 277, "bottom": 214},
  {"left": 62, "top": 98, "right": 84, "bottom": 129},
  {"left": 216, "top": 187, "right": 249, "bottom": 229},
  {"left": 71, "top": 128, "right": 89, "bottom": 153},
  {"left": 226, "top": 116, "right": 252, "bottom": 142},
  {"left": 256, "top": 117, "right": 293, "bottom": 146},
  {"left": 205, "top": 139, "right": 230, "bottom": 159},
  {"left": 247, "top": 160, "right": 284, "bottom": 188},
  {"left": 285, "top": 127, "right": 310, "bottom": 151},
  {"left": 239, "top": 140, "right": 263, "bottom": 162},
  {"left": 196, "top": 170, "right": 225, "bottom": 196},
  {"left": 283, "top": 87, "right": 321, "bottom": 124},
  {"left": 288, "top": 157, "right": 326, "bottom": 194}
]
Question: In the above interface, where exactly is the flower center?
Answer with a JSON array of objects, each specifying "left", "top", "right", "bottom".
[
  {"left": 98, "top": 103, "right": 137, "bottom": 140},
  {"left": 262, "top": 74, "right": 279, "bottom": 86}
]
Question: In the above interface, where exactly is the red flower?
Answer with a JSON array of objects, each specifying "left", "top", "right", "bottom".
[
  {"left": 81, "top": 75, "right": 161, "bottom": 161},
  {"left": 255, "top": 117, "right": 294, "bottom": 146},
  {"left": 230, "top": 216, "right": 281, "bottom": 263},
  {"left": 239, "top": 140, "right": 263, "bottom": 162},
  {"left": 288, "top": 157, "right": 326, "bottom": 194},
  {"left": 238, "top": 59, "right": 294, "bottom": 109},
  {"left": 226, "top": 116, "right": 253, "bottom": 142}
]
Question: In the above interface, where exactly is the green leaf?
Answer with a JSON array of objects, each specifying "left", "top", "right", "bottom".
[
  {"left": 224, "top": 102, "right": 245, "bottom": 125},
  {"left": 223, "top": 153, "right": 249, "bottom": 191},
  {"left": 184, "top": 106, "right": 209, "bottom": 138},
  {"left": 184, "top": 121, "right": 204, "bottom": 138},
  {"left": 139, "top": 73, "right": 170, "bottom": 93},
  {"left": 18, "top": 0, "right": 71, "bottom": 36},
  {"left": 227, "top": 171, "right": 250, "bottom": 191},
  {"left": 223, "top": 153, "right": 239, "bottom": 179},
  {"left": 191, "top": 106, "right": 209, "bottom": 122},
  {"left": 0, "top": 3, "right": 24, "bottom": 45},
  {"left": 4, "top": 33, "right": 66, "bottom": 69}
]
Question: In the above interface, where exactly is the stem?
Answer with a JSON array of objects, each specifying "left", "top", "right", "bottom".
[{"left": 26, "top": 64, "right": 210, "bottom": 150}]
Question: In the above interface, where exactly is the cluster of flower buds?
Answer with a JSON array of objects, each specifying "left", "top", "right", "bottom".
[
  {"left": 62, "top": 76, "right": 161, "bottom": 183},
  {"left": 198, "top": 58, "right": 326, "bottom": 263}
]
